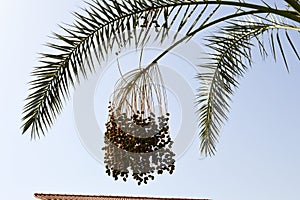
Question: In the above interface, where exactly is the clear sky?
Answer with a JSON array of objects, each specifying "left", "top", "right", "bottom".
[{"left": 1, "top": 1, "right": 300, "bottom": 200}]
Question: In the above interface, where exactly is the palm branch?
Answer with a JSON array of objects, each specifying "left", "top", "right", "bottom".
[
  {"left": 197, "top": 15, "right": 300, "bottom": 156},
  {"left": 22, "top": 0, "right": 300, "bottom": 156}
]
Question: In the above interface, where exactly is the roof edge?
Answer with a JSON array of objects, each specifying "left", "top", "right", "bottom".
[{"left": 34, "top": 193, "right": 210, "bottom": 200}]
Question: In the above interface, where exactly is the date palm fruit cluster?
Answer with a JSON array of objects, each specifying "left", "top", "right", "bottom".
[
  {"left": 102, "top": 62, "right": 175, "bottom": 184},
  {"left": 102, "top": 103, "right": 175, "bottom": 185}
]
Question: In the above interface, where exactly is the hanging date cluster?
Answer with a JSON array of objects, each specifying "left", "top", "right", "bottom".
[
  {"left": 102, "top": 61, "right": 175, "bottom": 185},
  {"left": 102, "top": 103, "right": 175, "bottom": 185}
]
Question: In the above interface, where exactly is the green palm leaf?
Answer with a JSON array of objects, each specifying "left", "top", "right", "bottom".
[
  {"left": 22, "top": 0, "right": 300, "bottom": 157},
  {"left": 197, "top": 15, "right": 300, "bottom": 156}
]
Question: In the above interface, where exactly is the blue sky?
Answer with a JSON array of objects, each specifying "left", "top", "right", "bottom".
[{"left": 1, "top": 1, "right": 300, "bottom": 200}]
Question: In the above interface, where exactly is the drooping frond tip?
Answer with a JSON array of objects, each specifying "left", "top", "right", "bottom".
[{"left": 196, "top": 15, "right": 300, "bottom": 156}]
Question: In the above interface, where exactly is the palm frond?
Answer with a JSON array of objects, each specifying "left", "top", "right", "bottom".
[
  {"left": 22, "top": 0, "right": 234, "bottom": 138},
  {"left": 22, "top": 0, "right": 300, "bottom": 148},
  {"left": 284, "top": 0, "right": 300, "bottom": 14},
  {"left": 197, "top": 15, "right": 300, "bottom": 156}
]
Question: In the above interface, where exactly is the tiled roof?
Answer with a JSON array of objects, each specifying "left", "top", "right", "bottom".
[{"left": 34, "top": 194, "right": 209, "bottom": 200}]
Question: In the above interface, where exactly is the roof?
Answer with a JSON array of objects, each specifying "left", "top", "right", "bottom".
[{"left": 34, "top": 194, "right": 209, "bottom": 200}]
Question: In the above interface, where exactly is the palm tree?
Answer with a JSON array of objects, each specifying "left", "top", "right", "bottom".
[{"left": 21, "top": 0, "right": 300, "bottom": 157}]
